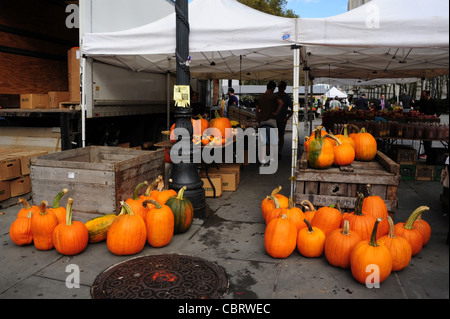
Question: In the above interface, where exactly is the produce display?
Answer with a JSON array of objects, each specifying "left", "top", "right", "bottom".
[
  {"left": 260, "top": 185, "right": 432, "bottom": 286},
  {"left": 8, "top": 176, "right": 195, "bottom": 257}
]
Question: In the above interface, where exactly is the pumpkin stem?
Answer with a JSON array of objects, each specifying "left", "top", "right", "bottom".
[
  {"left": 177, "top": 186, "right": 187, "bottom": 200},
  {"left": 343, "top": 124, "right": 350, "bottom": 138},
  {"left": 144, "top": 176, "right": 163, "bottom": 196},
  {"left": 369, "top": 218, "right": 382, "bottom": 247},
  {"left": 17, "top": 197, "right": 32, "bottom": 209},
  {"left": 133, "top": 181, "right": 148, "bottom": 200},
  {"left": 304, "top": 219, "right": 314, "bottom": 233},
  {"left": 120, "top": 201, "right": 135, "bottom": 215},
  {"left": 301, "top": 200, "right": 316, "bottom": 212},
  {"left": 39, "top": 200, "right": 49, "bottom": 216},
  {"left": 324, "top": 133, "right": 342, "bottom": 146},
  {"left": 288, "top": 197, "right": 294, "bottom": 209},
  {"left": 341, "top": 220, "right": 351, "bottom": 236},
  {"left": 267, "top": 195, "right": 280, "bottom": 209},
  {"left": 354, "top": 193, "right": 365, "bottom": 216},
  {"left": 270, "top": 186, "right": 282, "bottom": 197},
  {"left": 53, "top": 189, "right": 68, "bottom": 209},
  {"left": 65, "top": 198, "right": 74, "bottom": 226},
  {"left": 404, "top": 206, "right": 430, "bottom": 230},
  {"left": 348, "top": 124, "right": 360, "bottom": 134},
  {"left": 142, "top": 199, "right": 162, "bottom": 210},
  {"left": 387, "top": 216, "right": 395, "bottom": 238}
]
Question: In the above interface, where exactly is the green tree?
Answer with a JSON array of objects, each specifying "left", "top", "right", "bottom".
[{"left": 238, "top": 0, "right": 299, "bottom": 18}]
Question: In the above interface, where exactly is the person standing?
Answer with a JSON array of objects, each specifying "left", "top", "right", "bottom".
[
  {"left": 225, "top": 88, "right": 239, "bottom": 118},
  {"left": 276, "top": 81, "right": 293, "bottom": 158},
  {"left": 375, "top": 94, "right": 392, "bottom": 111},
  {"left": 330, "top": 96, "right": 342, "bottom": 110},
  {"left": 400, "top": 92, "right": 412, "bottom": 112},
  {"left": 255, "top": 81, "right": 283, "bottom": 167},
  {"left": 355, "top": 93, "right": 369, "bottom": 111},
  {"left": 418, "top": 91, "right": 441, "bottom": 160}
]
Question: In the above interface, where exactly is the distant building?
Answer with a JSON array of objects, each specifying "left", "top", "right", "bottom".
[{"left": 348, "top": 0, "right": 372, "bottom": 11}]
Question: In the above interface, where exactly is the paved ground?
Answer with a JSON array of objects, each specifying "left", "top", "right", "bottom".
[{"left": 0, "top": 116, "right": 448, "bottom": 301}]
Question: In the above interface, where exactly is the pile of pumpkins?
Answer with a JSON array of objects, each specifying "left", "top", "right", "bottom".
[
  {"left": 305, "top": 124, "right": 378, "bottom": 169},
  {"left": 261, "top": 185, "right": 432, "bottom": 285},
  {"left": 169, "top": 111, "right": 240, "bottom": 147},
  {"left": 8, "top": 176, "right": 194, "bottom": 257}
]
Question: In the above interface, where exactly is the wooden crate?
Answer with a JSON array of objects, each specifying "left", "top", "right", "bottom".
[
  {"left": 400, "top": 165, "right": 416, "bottom": 181},
  {"left": 415, "top": 165, "right": 434, "bottom": 181},
  {"left": 389, "top": 145, "right": 417, "bottom": 165},
  {"left": 295, "top": 151, "right": 400, "bottom": 215},
  {"left": 30, "top": 146, "right": 165, "bottom": 219}
]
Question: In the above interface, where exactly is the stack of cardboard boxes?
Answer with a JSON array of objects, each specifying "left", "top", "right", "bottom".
[
  {"left": 199, "top": 163, "right": 241, "bottom": 198},
  {"left": 0, "top": 149, "right": 48, "bottom": 202},
  {"left": 19, "top": 47, "right": 80, "bottom": 110}
]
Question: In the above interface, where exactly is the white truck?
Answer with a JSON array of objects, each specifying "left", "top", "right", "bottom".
[{"left": 79, "top": 0, "right": 209, "bottom": 147}]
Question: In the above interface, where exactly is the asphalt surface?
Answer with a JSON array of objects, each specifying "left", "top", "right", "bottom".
[{"left": 0, "top": 116, "right": 448, "bottom": 302}]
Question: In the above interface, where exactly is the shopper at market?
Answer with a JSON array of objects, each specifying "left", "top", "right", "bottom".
[
  {"left": 225, "top": 88, "right": 239, "bottom": 118},
  {"left": 330, "top": 96, "right": 342, "bottom": 110},
  {"left": 255, "top": 81, "right": 283, "bottom": 167},
  {"left": 375, "top": 94, "right": 392, "bottom": 111},
  {"left": 354, "top": 93, "right": 369, "bottom": 111},
  {"left": 400, "top": 92, "right": 413, "bottom": 112},
  {"left": 276, "top": 81, "right": 293, "bottom": 158}
]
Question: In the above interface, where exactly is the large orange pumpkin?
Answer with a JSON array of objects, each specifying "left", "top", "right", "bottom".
[
  {"left": 106, "top": 202, "right": 147, "bottom": 256},
  {"left": 52, "top": 198, "right": 89, "bottom": 256},
  {"left": 394, "top": 206, "right": 429, "bottom": 256},
  {"left": 265, "top": 214, "right": 298, "bottom": 259},
  {"left": 324, "top": 220, "right": 362, "bottom": 269},
  {"left": 352, "top": 128, "right": 378, "bottom": 161},
  {"left": 350, "top": 218, "right": 393, "bottom": 285},
  {"left": 378, "top": 216, "right": 412, "bottom": 271},
  {"left": 307, "top": 128, "right": 335, "bottom": 169},
  {"left": 31, "top": 201, "right": 59, "bottom": 251},
  {"left": 143, "top": 199, "right": 174, "bottom": 248},
  {"left": 311, "top": 204, "right": 343, "bottom": 237}
]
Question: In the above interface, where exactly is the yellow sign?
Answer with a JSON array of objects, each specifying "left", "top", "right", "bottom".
[{"left": 174, "top": 85, "right": 190, "bottom": 108}]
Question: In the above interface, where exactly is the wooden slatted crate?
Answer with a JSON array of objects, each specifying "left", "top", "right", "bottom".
[
  {"left": 295, "top": 151, "right": 400, "bottom": 215},
  {"left": 30, "top": 146, "right": 165, "bottom": 220}
]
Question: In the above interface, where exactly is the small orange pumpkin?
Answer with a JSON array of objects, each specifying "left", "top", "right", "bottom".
[
  {"left": 300, "top": 200, "right": 317, "bottom": 223},
  {"left": 362, "top": 184, "right": 389, "bottom": 238},
  {"left": 311, "top": 204, "right": 343, "bottom": 237},
  {"left": 325, "top": 220, "right": 362, "bottom": 269},
  {"left": 125, "top": 181, "right": 150, "bottom": 220},
  {"left": 31, "top": 201, "right": 59, "bottom": 251},
  {"left": 413, "top": 213, "right": 431, "bottom": 246},
  {"left": 394, "top": 206, "right": 429, "bottom": 256},
  {"left": 9, "top": 211, "right": 33, "bottom": 246},
  {"left": 342, "top": 193, "right": 377, "bottom": 241},
  {"left": 352, "top": 127, "right": 378, "bottom": 162},
  {"left": 307, "top": 127, "right": 335, "bottom": 169},
  {"left": 16, "top": 197, "right": 40, "bottom": 219},
  {"left": 143, "top": 199, "right": 174, "bottom": 248},
  {"left": 265, "top": 214, "right": 298, "bottom": 259},
  {"left": 261, "top": 186, "right": 289, "bottom": 222},
  {"left": 297, "top": 219, "right": 326, "bottom": 258}
]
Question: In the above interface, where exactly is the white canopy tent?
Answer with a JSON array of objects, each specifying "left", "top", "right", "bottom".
[
  {"left": 325, "top": 87, "right": 348, "bottom": 99},
  {"left": 81, "top": 0, "right": 449, "bottom": 198}
]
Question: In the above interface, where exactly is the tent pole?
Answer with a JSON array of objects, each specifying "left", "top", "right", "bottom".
[
  {"left": 290, "top": 45, "right": 301, "bottom": 199},
  {"left": 81, "top": 56, "right": 86, "bottom": 148}
]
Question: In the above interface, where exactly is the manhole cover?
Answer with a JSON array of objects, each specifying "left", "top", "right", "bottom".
[{"left": 91, "top": 254, "right": 228, "bottom": 299}]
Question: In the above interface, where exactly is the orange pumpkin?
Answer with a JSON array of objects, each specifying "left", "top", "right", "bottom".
[
  {"left": 16, "top": 197, "right": 40, "bottom": 219},
  {"left": 350, "top": 218, "right": 393, "bottom": 285},
  {"left": 311, "top": 204, "right": 343, "bottom": 237},
  {"left": 125, "top": 181, "right": 150, "bottom": 220},
  {"left": 265, "top": 197, "right": 306, "bottom": 232},
  {"left": 297, "top": 219, "right": 326, "bottom": 258},
  {"left": 143, "top": 199, "right": 174, "bottom": 248},
  {"left": 31, "top": 201, "right": 59, "bottom": 251},
  {"left": 394, "top": 206, "right": 429, "bottom": 256},
  {"left": 413, "top": 213, "right": 431, "bottom": 246},
  {"left": 335, "top": 124, "right": 356, "bottom": 150},
  {"left": 378, "top": 216, "right": 412, "bottom": 271},
  {"left": 261, "top": 186, "right": 289, "bottom": 222},
  {"left": 352, "top": 128, "right": 378, "bottom": 161},
  {"left": 362, "top": 184, "right": 389, "bottom": 238},
  {"left": 9, "top": 211, "right": 33, "bottom": 246},
  {"left": 325, "top": 220, "right": 362, "bottom": 269},
  {"left": 325, "top": 134, "right": 355, "bottom": 166},
  {"left": 300, "top": 200, "right": 317, "bottom": 223},
  {"left": 265, "top": 214, "right": 298, "bottom": 259},
  {"left": 209, "top": 110, "right": 232, "bottom": 142},
  {"left": 107, "top": 202, "right": 147, "bottom": 256},
  {"left": 52, "top": 198, "right": 89, "bottom": 256},
  {"left": 342, "top": 193, "right": 377, "bottom": 241},
  {"left": 307, "top": 127, "right": 335, "bottom": 169}
]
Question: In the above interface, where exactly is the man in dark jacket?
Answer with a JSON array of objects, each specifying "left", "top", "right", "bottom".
[
  {"left": 375, "top": 94, "right": 393, "bottom": 111},
  {"left": 355, "top": 93, "right": 369, "bottom": 111}
]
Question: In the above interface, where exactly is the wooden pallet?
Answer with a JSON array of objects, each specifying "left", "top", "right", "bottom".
[{"left": 295, "top": 151, "right": 400, "bottom": 215}]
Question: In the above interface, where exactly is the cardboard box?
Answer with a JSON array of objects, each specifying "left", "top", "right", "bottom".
[
  {"left": 0, "top": 156, "right": 21, "bottom": 181},
  {"left": 48, "top": 91, "right": 70, "bottom": 109},
  {"left": 10, "top": 176, "right": 31, "bottom": 197},
  {"left": 20, "top": 94, "right": 49, "bottom": 109},
  {"left": 68, "top": 47, "right": 81, "bottom": 102},
  {"left": 0, "top": 181, "right": 11, "bottom": 201},
  {"left": 207, "top": 163, "right": 241, "bottom": 184},
  {"left": 6, "top": 150, "right": 48, "bottom": 175},
  {"left": 200, "top": 170, "right": 238, "bottom": 192},
  {"left": 202, "top": 176, "right": 223, "bottom": 198}
]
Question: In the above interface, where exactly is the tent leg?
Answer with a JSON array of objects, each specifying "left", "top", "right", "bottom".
[
  {"left": 290, "top": 45, "right": 301, "bottom": 200},
  {"left": 81, "top": 56, "right": 87, "bottom": 148}
]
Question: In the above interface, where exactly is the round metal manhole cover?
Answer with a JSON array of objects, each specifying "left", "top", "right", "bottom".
[{"left": 91, "top": 254, "right": 228, "bottom": 299}]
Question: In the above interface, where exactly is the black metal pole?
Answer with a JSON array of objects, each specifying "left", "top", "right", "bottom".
[{"left": 170, "top": 0, "right": 206, "bottom": 218}]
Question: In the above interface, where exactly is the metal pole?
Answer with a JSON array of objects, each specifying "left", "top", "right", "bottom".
[{"left": 170, "top": 0, "right": 206, "bottom": 218}]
